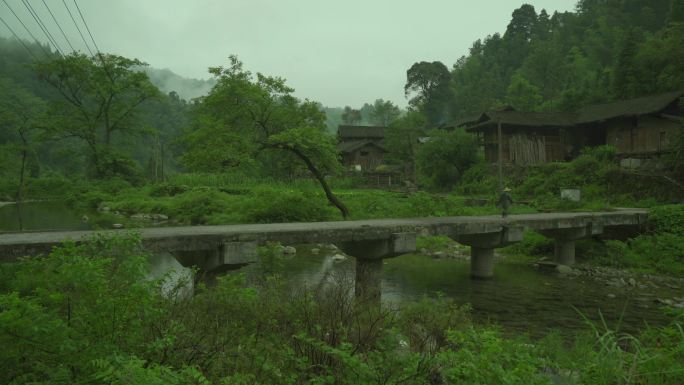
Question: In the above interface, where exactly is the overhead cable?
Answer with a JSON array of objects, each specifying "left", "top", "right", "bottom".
[
  {"left": 0, "top": 13, "right": 37, "bottom": 58},
  {"left": 42, "top": 0, "right": 76, "bottom": 53},
  {"left": 21, "top": 0, "right": 63, "bottom": 55},
  {"left": 62, "top": 0, "right": 93, "bottom": 56},
  {"left": 73, "top": 0, "right": 100, "bottom": 54},
  {"left": 1, "top": 0, "right": 50, "bottom": 56}
]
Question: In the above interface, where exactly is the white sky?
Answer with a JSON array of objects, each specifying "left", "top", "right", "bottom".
[{"left": 0, "top": 0, "right": 576, "bottom": 107}]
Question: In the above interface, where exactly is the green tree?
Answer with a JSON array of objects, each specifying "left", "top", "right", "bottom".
[
  {"left": 415, "top": 129, "right": 478, "bottom": 190},
  {"left": 33, "top": 53, "right": 160, "bottom": 178},
  {"left": 612, "top": 28, "right": 642, "bottom": 99},
  {"left": 368, "top": 99, "right": 401, "bottom": 126},
  {"left": 0, "top": 76, "right": 46, "bottom": 227},
  {"left": 405, "top": 61, "right": 453, "bottom": 125},
  {"left": 505, "top": 73, "right": 543, "bottom": 111},
  {"left": 341, "top": 106, "right": 362, "bottom": 125},
  {"left": 385, "top": 111, "right": 426, "bottom": 177},
  {"left": 670, "top": 0, "right": 684, "bottom": 23},
  {"left": 185, "top": 56, "right": 349, "bottom": 218}
]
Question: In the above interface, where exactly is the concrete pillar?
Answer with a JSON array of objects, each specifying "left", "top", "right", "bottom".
[
  {"left": 471, "top": 247, "right": 495, "bottom": 279},
  {"left": 554, "top": 239, "right": 576, "bottom": 266},
  {"left": 452, "top": 226, "right": 523, "bottom": 279},
  {"left": 337, "top": 233, "right": 416, "bottom": 306},
  {"left": 539, "top": 225, "right": 599, "bottom": 266}
]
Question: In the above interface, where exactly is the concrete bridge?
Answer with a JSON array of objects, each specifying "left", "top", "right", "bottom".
[{"left": 0, "top": 210, "right": 647, "bottom": 304}]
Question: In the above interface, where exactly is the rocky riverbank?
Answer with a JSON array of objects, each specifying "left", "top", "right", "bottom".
[{"left": 532, "top": 259, "right": 684, "bottom": 310}]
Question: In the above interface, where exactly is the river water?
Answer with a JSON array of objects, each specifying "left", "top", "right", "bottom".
[
  {"left": 233, "top": 247, "right": 680, "bottom": 338},
  {"left": 0, "top": 201, "right": 92, "bottom": 232},
  {"left": 1, "top": 202, "right": 679, "bottom": 337}
]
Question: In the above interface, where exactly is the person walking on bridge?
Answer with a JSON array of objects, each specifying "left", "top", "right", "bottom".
[{"left": 497, "top": 187, "right": 513, "bottom": 218}]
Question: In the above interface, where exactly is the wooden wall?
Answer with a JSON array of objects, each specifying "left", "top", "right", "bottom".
[
  {"left": 342, "top": 144, "right": 385, "bottom": 171},
  {"left": 482, "top": 127, "right": 567, "bottom": 165},
  {"left": 605, "top": 116, "right": 681, "bottom": 154}
]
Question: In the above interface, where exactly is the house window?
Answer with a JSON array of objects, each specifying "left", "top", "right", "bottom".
[{"left": 360, "top": 151, "right": 369, "bottom": 156}]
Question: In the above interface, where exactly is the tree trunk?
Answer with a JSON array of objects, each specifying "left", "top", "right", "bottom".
[
  {"left": 17, "top": 130, "right": 28, "bottom": 231},
  {"left": 286, "top": 146, "right": 350, "bottom": 219}
]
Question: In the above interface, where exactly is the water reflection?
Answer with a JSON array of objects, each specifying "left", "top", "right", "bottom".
[
  {"left": 0, "top": 201, "right": 92, "bottom": 232},
  {"left": 196, "top": 247, "right": 677, "bottom": 337}
]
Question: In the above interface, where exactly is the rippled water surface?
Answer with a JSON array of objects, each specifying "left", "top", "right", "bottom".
[{"left": 238, "top": 248, "right": 678, "bottom": 337}]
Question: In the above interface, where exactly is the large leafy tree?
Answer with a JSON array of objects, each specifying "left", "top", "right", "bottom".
[
  {"left": 33, "top": 53, "right": 160, "bottom": 178},
  {"left": 185, "top": 56, "right": 349, "bottom": 218},
  {"left": 404, "top": 61, "right": 453, "bottom": 125}
]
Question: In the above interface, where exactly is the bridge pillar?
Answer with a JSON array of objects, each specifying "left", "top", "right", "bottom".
[
  {"left": 173, "top": 241, "right": 258, "bottom": 271},
  {"left": 540, "top": 224, "right": 602, "bottom": 266},
  {"left": 452, "top": 226, "right": 523, "bottom": 279},
  {"left": 338, "top": 233, "right": 416, "bottom": 306}
]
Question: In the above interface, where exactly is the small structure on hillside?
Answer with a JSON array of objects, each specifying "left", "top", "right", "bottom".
[
  {"left": 337, "top": 125, "right": 386, "bottom": 171},
  {"left": 455, "top": 90, "right": 684, "bottom": 165}
]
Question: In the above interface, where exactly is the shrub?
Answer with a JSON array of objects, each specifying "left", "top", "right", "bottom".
[
  {"left": 244, "top": 187, "right": 336, "bottom": 223},
  {"left": 169, "top": 189, "right": 233, "bottom": 224},
  {"left": 416, "top": 129, "right": 478, "bottom": 191},
  {"left": 148, "top": 182, "right": 189, "bottom": 197},
  {"left": 502, "top": 231, "right": 554, "bottom": 258},
  {"left": 646, "top": 204, "right": 684, "bottom": 234}
]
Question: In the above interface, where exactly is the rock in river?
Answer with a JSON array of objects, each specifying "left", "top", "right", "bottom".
[{"left": 281, "top": 246, "right": 296, "bottom": 255}]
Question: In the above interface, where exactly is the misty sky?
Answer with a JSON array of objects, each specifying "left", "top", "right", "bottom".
[{"left": 0, "top": 0, "right": 576, "bottom": 107}]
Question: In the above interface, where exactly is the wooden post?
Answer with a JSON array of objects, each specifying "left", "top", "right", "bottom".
[{"left": 498, "top": 120, "right": 503, "bottom": 190}]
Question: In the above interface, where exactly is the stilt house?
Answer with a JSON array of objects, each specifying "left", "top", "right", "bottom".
[
  {"left": 457, "top": 90, "right": 684, "bottom": 165},
  {"left": 337, "top": 125, "right": 386, "bottom": 171}
]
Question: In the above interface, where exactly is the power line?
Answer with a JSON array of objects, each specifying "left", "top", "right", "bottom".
[
  {"left": 1, "top": 0, "right": 50, "bottom": 56},
  {"left": 0, "top": 13, "right": 37, "bottom": 59},
  {"left": 73, "top": 0, "right": 100, "bottom": 54},
  {"left": 42, "top": 0, "right": 76, "bottom": 53},
  {"left": 21, "top": 0, "right": 63, "bottom": 55},
  {"left": 62, "top": 0, "right": 93, "bottom": 56}
]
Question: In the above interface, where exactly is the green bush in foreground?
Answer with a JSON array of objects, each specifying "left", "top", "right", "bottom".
[{"left": 1, "top": 234, "right": 683, "bottom": 384}]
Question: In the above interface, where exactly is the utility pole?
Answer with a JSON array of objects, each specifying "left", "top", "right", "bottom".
[{"left": 498, "top": 119, "right": 503, "bottom": 190}]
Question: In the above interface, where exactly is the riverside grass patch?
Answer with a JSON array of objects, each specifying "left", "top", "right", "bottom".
[{"left": 81, "top": 182, "right": 537, "bottom": 226}]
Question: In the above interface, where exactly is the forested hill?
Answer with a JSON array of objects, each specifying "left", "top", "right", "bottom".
[
  {"left": 144, "top": 68, "right": 215, "bottom": 101},
  {"left": 447, "top": 0, "right": 684, "bottom": 120}
]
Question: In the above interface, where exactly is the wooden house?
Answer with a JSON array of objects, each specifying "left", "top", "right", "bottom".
[
  {"left": 575, "top": 91, "right": 684, "bottom": 156},
  {"left": 458, "top": 91, "right": 683, "bottom": 165},
  {"left": 337, "top": 125, "right": 386, "bottom": 171}
]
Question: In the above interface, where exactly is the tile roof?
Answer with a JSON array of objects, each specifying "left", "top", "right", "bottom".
[
  {"left": 337, "top": 140, "right": 386, "bottom": 153},
  {"left": 338, "top": 125, "right": 385, "bottom": 139},
  {"left": 461, "top": 90, "right": 683, "bottom": 132}
]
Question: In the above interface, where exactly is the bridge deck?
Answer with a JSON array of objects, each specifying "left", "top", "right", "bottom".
[{"left": 0, "top": 210, "right": 647, "bottom": 261}]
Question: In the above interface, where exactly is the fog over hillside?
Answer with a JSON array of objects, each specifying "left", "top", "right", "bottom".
[{"left": 144, "top": 68, "right": 215, "bottom": 100}]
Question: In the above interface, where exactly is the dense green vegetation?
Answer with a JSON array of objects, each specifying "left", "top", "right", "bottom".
[
  {"left": 1, "top": 234, "right": 683, "bottom": 384},
  {"left": 447, "top": 0, "right": 684, "bottom": 119},
  {"left": 2, "top": 1, "right": 684, "bottom": 382}
]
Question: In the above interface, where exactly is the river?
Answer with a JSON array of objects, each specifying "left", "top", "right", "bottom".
[
  {"left": 232, "top": 246, "right": 680, "bottom": 338},
  {"left": 1, "top": 201, "right": 680, "bottom": 337}
]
